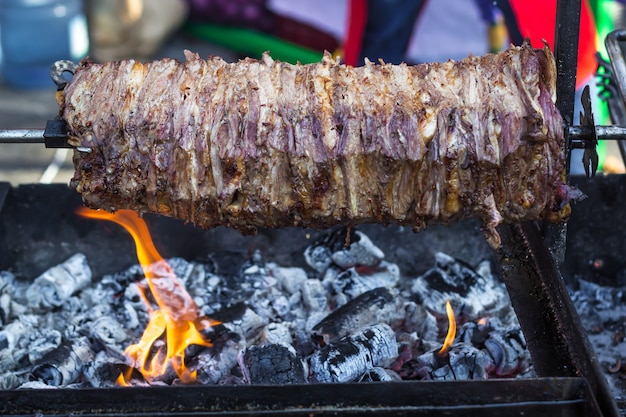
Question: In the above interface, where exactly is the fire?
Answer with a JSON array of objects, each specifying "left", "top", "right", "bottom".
[
  {"left": 76, "top": 207, "right": 218, "bottom": 384},
  {"left": 437, "top": 300, "right": 456, "bottom": 357}
]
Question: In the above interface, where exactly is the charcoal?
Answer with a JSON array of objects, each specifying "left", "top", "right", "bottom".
[
  {"left": 239, "top": 344, "right": 307, "bottom": 384},
  {"left": 308, "top": 323, "right": 398, "bottom": 383},
  {"left": 0, "top": 294, "right": 12, "bottom": 326},
  {"left": 27, "top": 329, "right": 62, "bottom": 364},
  {"left": 30, "top": 336, "right": 94, "bottom": 386},
  {"left": 456, "top": 318, "right": 530, "bottom": 377},
  {"left": 120, "top": 301, "right": 141, "bottom": 330},
  {"left": 0, "top": 317, "right": 36, "bottom": 357},
  {"left": 0, "top": 271, "right": 15, "bottom": 293},
  {"left": 193, "top": 333, "right": 245, "bottom": 385},
  {"left": 304, "top": 227, "right": 354, "bottom": 273},
  {"left": 212, "top": 303, "right": 267, "bottom": 343},
  {"left": 89, "top": 316, "right": 128, "bottom": 347},
  {"left": 302, "top": 279, "right": 328, "bottom": 312},
  {"left": 330, "top": 231, "right": 385, "bottom": 269},
  {"left": 411, "top": 253, "right": 507, "bottom": 319},
  {"left": 312, "top": 287, "right": 403, "bottom": 345},
  {"left": 123, "top": 282, "right": 149, "bottom": 311},
  {"left": 305, "top": 228, "right": 386, "bottom": 273},
  {"left": 403, "top": 301, "right": 438, "bottom": 341},
  {"left": 0, "top": 371, "right": 22, "bottom": 390},
  {"left": 482, "top": 329, "right": 529, "bottom": 377},
  {"left": 0, "top": 226, "right": 532, "bottom": 387},
  {"left": 304, "top": 244, "right": 333, "bottom": 274},
  {"left": 416, "top": 344, "right": 491, "bottom": 380},
  {"left": 326, "top": 262, "right": 400, "bottom": 304},
  {"left": 269, "top": 265, "right": 308, "bottom": 296},
  {"left": 82, "top": 352, "right": 125, "bottom": 388},
  {"left": 358, "top": 366, "right": 402, "bottom": 382},
  {"left": 26, "top": 253, "right": 92, "bottom": 311},
  {"left": 167, "top": 258, "right": 221, "bottom": 299},
  {"left": 260, "top": 322, "right": 293, "bottom": 346},
  {"left": 0, "top": 272, "right": 15, "bottom": 326}
]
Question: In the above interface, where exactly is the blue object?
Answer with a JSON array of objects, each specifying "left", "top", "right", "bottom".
[{"left": 0, "top": 0, "right": 88, "bottom": 89}]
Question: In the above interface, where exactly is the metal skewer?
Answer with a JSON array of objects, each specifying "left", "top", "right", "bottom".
[
  {"left": 0, "top": 129, "right": 46, "bottom": 143},
  {"left": 2, "top": 125, "right": 625, "bottom": 147},
  {"left": 0, "top": 120, "right": 72, "bottom": 148}
]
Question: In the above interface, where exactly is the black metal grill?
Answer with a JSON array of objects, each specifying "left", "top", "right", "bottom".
[{"left": 0, "top": 1, "right": 624, "bottom": 416}]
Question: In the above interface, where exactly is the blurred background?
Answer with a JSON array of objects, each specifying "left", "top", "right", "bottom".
[{"left": 1, "top": 0, "right": 625, "bottom": 185}]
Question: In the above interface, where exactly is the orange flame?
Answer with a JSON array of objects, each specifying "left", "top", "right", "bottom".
[
  {"left": 77, "top": 207, "right": 218, "bottom": 384},
  {"left": 438, "top": 300, "right": 456, "bottom": 357}
]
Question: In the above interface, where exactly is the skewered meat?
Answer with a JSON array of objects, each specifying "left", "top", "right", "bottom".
[{"left": 59, "top": 43, "right": 570, "bottom": 248}]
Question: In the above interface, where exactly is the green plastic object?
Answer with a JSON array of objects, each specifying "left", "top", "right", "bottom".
[{"left": 185, "top": 23, "right": 324, "bottom": 64}]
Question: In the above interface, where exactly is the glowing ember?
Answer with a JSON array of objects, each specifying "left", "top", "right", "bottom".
[
  {"left": 76, "top": 208, "right": 218, "bottom": 384},
  {"left": 437, "top": 301, "right": 456, "bottom": 357},
  {"left": 477, "top": 317, "right": 489, "bottom": 326}
]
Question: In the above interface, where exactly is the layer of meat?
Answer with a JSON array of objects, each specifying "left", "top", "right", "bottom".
[{"left": 60, "top": 43, "right": 568, "bottom": 248}]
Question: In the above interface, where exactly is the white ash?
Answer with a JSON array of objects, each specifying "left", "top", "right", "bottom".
[
  {"left": 0, "top": 227, "right": 530, "bottom": 388},
  {"left": 30, "top": 337, "right": 94, "bottom": 386},
  {"left": 308, "top": 323, "right": 398, "bottom": 383},
  {"left": 569, "top": 279, "right": 626, "bottom": 402},
  {"left": 26, "top": 253, "right": 92, "bottom": 312},
  {"left": 358, "top": 366, "right": 402, "bottom": 382},
  {"left": 410, "top": 252, "right": 511, "bottom": 320}
]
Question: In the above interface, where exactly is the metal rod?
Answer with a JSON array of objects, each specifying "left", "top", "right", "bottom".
[
  {"left": 0, "top": 129, "right": 45, "bottom": 144},
  {"left": 569, "top": 125, "right": 626, "bottom": 140},
  {"left": 2, "top": 125, "right": 625, "bottom": 147}
]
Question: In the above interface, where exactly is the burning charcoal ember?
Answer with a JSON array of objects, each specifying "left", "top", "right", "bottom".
[
  {"left": 410, "top": 253, "right": 508, "bottom": 320},
  {"left": 329, "top": 231, "right": 385, "bottom": 270},
  {"left": 482, "top": 329, "right": 529, "bottom": 377},
  {"left": 123, "top": 282, "right": 149, "bottom": 312},
  {"left": 269, "top": 265, "right": 308, "bottom": 296},
  {"left": 302, "top": 278, "right": 328, "bottom": 313},
  {"left": 82, "top": 352, "right": 126, "bottom": 387},
  {"left": 166, "top": 258, "right": 222, "bottom": 303},
  {"left": 403, "top": 301, "right": 438, "bottom": 341},
  {"left": 0, "top": 316, "right": 39, "bottom": 373},
  {"left": 27, "top": 329, "right": 62, "bottom": 364},
  {"left": 191, "top": 329, "right": 246, "bottom": 385},
  {"left": 326, "top": 262, "right": 400, "bottom": 303},
  {"left": 89, "top": 316, "right": 128, "bottom": 348},
  {"left": 308, "top": 323, "right": 398, "bottom": 383},
  {"left": 311, "top": 288, "right": 403, "bottom": 345},
  {"left": 120, "top": 302, "right": 141, "bottom": 331},
  {"left": 416, "top": 344, "right": 491, "bottom": 380},
  {"left": 212, "top": 303, "right": 267, "bottom": 343},
  {"left": 304, "top": 228, "right": 385, "bottom": 273},
  {"left": 304, "top": 227, "right": 353, "bottom": 273},
  {"left": 30, "top": 336, "right": 94, "bottom": 386},
  {"left": 304, "top": 244, "right": 333, "bottom": 274},
  {"left": 358, "top": 366, "right": 402, "bottom": 382},
  {"left": 458, "top": 317, "right": 530, "bottom": 376},
  {"left": 408, "top": 316, "right": 531, "bottom": 381},
  {"left": 0, "top": 272, "right": 17, "bottom": 325},
  {"left": 25, "top": 253, "right": 92, "bottom": 311},
  {"left": 0, "top": 371, "right": 22, "bottom": 390},
  {"left": 260, "top": 322, "right": 293, "bottom": 346},
  {"left": 239, "top": 344, "right": 307, "bottom": 384}
]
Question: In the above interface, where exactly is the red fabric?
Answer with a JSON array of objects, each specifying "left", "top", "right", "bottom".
[
  {"left": 508, "top": 0, "right": 598, "bottom": 88},
  {"left": 344, "top": 0, "right": 367, "bottom": 66}
]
